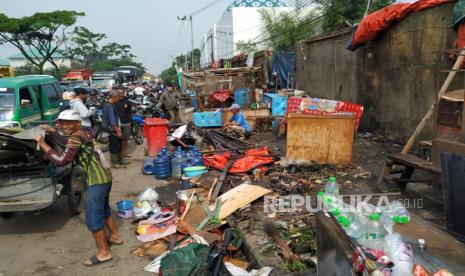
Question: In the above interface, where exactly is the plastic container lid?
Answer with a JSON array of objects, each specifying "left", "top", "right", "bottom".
[
  {"left": 368, "top": 213, "right": 381, "bottom": 221},
  {"left": 317, "top": 191, "right": 325, "bottom": 199},
  {"left": 328, "top": 176, "right": 336, "bottom": 182},
  {"left": 183, "top": 166, "right": 206, "bottom": 172}
]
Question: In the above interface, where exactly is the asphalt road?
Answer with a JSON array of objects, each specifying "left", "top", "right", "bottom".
[{"left": 0, "top": 143, "right": 177, "bottom": 276}]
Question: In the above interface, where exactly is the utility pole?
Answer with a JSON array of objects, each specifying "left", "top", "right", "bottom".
[{"left": 177, "top": 15, "right": 194, "bottom": 71}]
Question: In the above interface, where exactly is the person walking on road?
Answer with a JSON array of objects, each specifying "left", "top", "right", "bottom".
[
  {"left": 102, "top": 90, "right": 130, "bottom": 168},
  {"left": 116, "top": 88, "right": 132, "bottom": 158},
  {"left": 32, "top": 110, "right": 123, "bottom": 267},
  {"left": 70, "top": 88, "right": 94, "bottom": 133},
  {"left": 223, "top": 104, "right": 252, "bottom": 140},
  {"left": 160, "top": 83, "right": 180, "bottom": 122}
]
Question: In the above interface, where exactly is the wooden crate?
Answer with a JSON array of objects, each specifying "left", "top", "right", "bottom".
[
  {"left": 222, "top": 108, "right": 270, "bottom": 131},
  {"left": 286, "top": 114, "right": 355, "bottom": 165}
]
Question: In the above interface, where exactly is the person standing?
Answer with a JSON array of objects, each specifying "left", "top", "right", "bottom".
[
  {"left": 115, "top": 88, "right": 132, "bottom": 158},
  {"left": 32, "top": 110, "right": 123, "bottom": 267},
  {"left": 102, "top": 90, "right": 129, "bottom": 168},
  {"left": 70, "top": 88, "right": 94, "bottom": 132},
  {"left": 159, "top": 83, "right": 180, "bottom": 122},
  {"left": 223, "top": 104, "right": 252, "bottom": 140}
]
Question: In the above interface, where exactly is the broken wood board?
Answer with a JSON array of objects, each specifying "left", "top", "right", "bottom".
[
  {"left": 212, "top": 184, "right": 271, "bottom": 220},
  {"left": 286, "top": 114, "right": 355, "bottom": 165},
  {"left": 190, "top": 170, "right": 221, "bottom": 189}
]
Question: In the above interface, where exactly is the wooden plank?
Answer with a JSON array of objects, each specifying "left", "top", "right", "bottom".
[
  {"left": 401, "top": 49, "right": 465, "bottom": 154},
  {"left": 211, "top": 160, "right": 233, "bottom": 201},
  {"left": 432, "top": 138, "right": 465, "bottom": 166},
  {"left": 214, "top": 183, "right": 271, "bottom": 219},
  {"left": 286, "top": 114, "right": 355, "bottom": 165},
  {"left": 388, "top": 153, "right": 440, "bottom": 174}
]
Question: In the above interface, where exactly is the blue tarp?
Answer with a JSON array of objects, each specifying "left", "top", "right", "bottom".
[{"left": 272, "top": 50, "right": 295, "bottom": 89}]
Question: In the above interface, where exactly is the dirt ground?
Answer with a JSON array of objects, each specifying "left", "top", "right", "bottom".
[
  {"left": 0, "top": 142, "right": 174, "bottom": 276},
  {"left": 0, "top": 132, "right": 448, "bottom": 276}
]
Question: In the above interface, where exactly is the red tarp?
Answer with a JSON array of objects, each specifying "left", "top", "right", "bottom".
[
  {"left": 349, "top": 0, "right": 452, "bottom": 51},
  {"left": 203, "top": 147, "right": 274, "bottom": 174}
]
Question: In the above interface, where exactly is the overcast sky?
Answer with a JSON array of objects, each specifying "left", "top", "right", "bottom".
[{"left": 0, "top": 0, "right": 238, "bottom": 74}]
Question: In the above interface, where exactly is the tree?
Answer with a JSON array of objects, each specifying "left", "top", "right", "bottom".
[
  {"left": 257, "top": 1, "right": 319, "bottom": 50},
  {"left": 64, "top": 26, "right": 106, "bottom": 68},
  {"left": 160, "top": 67, "right": 177, "bottom": 85},
  {"left": 0, "top": 11, "right": 84, "bottom": 74},
  {"left": 90, "top": 57, "right": 146, "bottom": 73},
  {"left": 64, "top": 27, "right": 136, "bottom": 68},
  {"left": 13, "top": 64, "right": 39, "bottom": 76},
  {"left": 236, "top": 40, "right": 258, "bottom": 55},
  {"left": 315, "top": 0, "right": 392, "bottom": 32}
]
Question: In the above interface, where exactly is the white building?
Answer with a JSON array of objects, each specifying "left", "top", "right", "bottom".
[
  {"left": 200, "top": 0, "right": 294, "bottom": 66},
  {"left": 7, "top": 49, "right": 73, "bottom": 70}
]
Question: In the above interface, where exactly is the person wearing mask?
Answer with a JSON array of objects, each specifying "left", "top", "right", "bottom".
[
  {"left": 223, "top": 104, "right": 252, "bottom": 140},
  {"left": 168, "top": 122, "right": 197, "bottom": 149},
  {"left": 32, "top": 110, "right": 123, "bottom": 267},
  {"left": 115, "top": 88, "right": 132, "bottom": 158},
  {"left": 102, "top": 90, "right": 129, "bottom": 168},
  {"left": 70, "top": 88, "right": 94, "bottom": 132},
  {"left": 159, "top": 83, "right": 180, "bottom": 122}
]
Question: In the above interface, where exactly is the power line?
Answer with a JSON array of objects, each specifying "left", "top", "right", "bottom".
[{"left": 190, "top": 0, "right": 227, "bottom": 16}]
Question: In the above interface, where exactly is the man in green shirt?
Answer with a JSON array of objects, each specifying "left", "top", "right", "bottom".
[
  {"left": 160, "top": 83, "right": 180, "bottom": 122},
  {"left": 33, "top": 110, "right": 123, "bottom": 267}
]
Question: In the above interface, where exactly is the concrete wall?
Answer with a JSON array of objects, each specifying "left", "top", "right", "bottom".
[{"left": 295, "top": 3, "right": 463, "bottom": 142}]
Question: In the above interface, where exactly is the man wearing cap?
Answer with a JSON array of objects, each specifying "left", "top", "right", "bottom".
[
  {"left": 71, "top": 88, "right": 94, "bottom": 132},
  {"left": 32, "top": 110, "right": 123, "bottom": 267},
  {"left": 223, "top": 104, "right": 252, "bottom": 139},
  {"left": 102, "top": 90, "right": 129, "bottom": 168},
  {"left": 160, "top": 83, "right": 180, "bottom": 122}
]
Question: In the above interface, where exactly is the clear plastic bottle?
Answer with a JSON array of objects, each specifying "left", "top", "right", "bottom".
[
  {"left": 384, "top": 232, "right": 413, "bottom": 276},
  {"left": 324, "top": 176, "right": 339, "bottom": 205},
  {"left": 364, "top": 213, "right": 387, "bottom": 250},
  {"left": 391, "top": 201, "right": 410, "bottom": 224},
  {"left": 339, "top": 215, "right": 365, "bottom": 241}
]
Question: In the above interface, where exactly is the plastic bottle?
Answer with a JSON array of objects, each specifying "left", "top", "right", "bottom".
[
  {"left": 324, "top": 176, "right": 339, "bottom": 206},
  {"left": 339, "top": 215, "right": 365, "bottom": 241},
  {"left": 171, "top": 147, "right": 187, "bottom": 178},
  {"left": 391, "top": 201, "right": 410, "bottom": 225},
  {"left": 364, "top": 213, "right": 387, "bottom": 250},
  {"left": 384, "top": 232, "right": 413, "bottom": 276}
]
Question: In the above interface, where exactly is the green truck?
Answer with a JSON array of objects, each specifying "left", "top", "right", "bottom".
[{"left": 0, "top": 75, "right": 62, "bottom": 128}]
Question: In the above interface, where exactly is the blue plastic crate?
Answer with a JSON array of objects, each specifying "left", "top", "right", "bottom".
[
  {"left": 264, "top": 93, "right": 288, "bottom": 116},
  {"left": 193, "top": 111, "right": 223, "bottom": 127}
]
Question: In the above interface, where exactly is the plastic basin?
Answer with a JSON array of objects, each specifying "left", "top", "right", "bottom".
[{"left": 183, "top": 166, "right": 207, "bottom": 177}]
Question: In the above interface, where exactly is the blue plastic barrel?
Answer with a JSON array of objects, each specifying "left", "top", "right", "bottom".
[
  {"left": 234, "top": 89, "right": 249, "bottom": 108},
  {"left": 142, "top": 158, "right": 155, "bottom": 175}
]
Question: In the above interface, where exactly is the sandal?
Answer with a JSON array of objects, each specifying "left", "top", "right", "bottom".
[
  {"left": 108, "top": 238, "right": 124, "bottom": 246},
  {"left": 84, "top": 255, "right": 113, "bottom": 267}
]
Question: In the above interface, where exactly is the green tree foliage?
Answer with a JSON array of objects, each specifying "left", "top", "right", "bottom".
[
  {"left": 90, "top": 57, "right": 146, "bottom": 74},
  {"left": 315, "top": 0, "right": 393, "bottom": 32},
  {"left": 160, "top": 48, "right": 200, "bottom": 83},
  {"left": 236, "top": 40, "right": 258, "bottom": 55},
  {"left": 64, "top": 26, "right": 135, "bottom": 68},
  {"left": 257, "top": 2, "right": 319, "bottom": 50},
  {"left": 0, "top": 11, "right": 84, "bottom": 74},
  {"left": 14, "top": 63, "right": 69, "bottom": 80},
  {"left": 13, "top": 64, "right": 39, "bottom": 76},
  {"left": 160, "top": 67, "right": 177, "bottom": 85}
]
